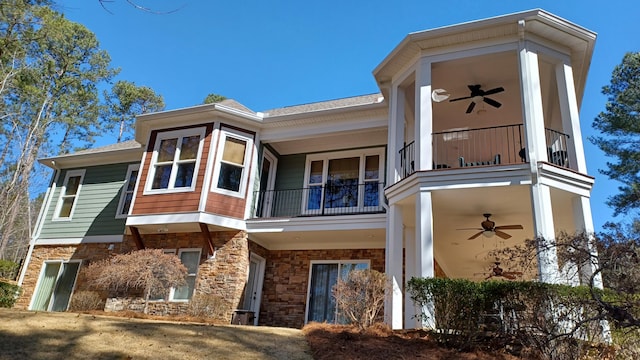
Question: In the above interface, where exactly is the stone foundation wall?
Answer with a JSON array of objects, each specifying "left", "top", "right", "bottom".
[{"left": 258, "top": 248, "right": 385, "bottom": 329}]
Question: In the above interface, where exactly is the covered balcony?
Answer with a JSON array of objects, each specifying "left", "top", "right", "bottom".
[{"left": 399, "top": 124, "right": 571, "bottom": 179}]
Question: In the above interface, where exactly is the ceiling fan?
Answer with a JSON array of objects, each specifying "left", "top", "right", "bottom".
[
  {"left": 458, "top": 213, "right": 523, "bottom": 240},
  {"left": 449, "top": 84, "right": 504, "bottom": 114},
  {"left": 485, "top": 261, "right": 523, "bottom": 280}
]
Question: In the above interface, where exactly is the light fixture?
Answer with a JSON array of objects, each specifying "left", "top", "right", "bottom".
[
  {"left": 157, "top": 225, "right": 169, "bottom": 233},
  {"left": 482, "top": 230, "right": 495, "bottom": 238},
  {"left": 107, "top": 243, "right": 115, "bottom": 251},
  {"left": 431, "top": 88, "right": 450, "bottom": 102}
]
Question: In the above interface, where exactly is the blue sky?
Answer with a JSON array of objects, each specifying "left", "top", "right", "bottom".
[{"left": 58, "top": 0, "right": 639, "bottom": 231}]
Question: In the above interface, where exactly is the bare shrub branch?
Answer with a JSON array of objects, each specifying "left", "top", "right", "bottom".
[{"left": 332, "top": 269, "right": 389, "bottom": 331}]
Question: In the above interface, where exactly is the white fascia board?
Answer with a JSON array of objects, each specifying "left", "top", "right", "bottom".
[
  {"left": 246, "top": 213, "right": 386, "bottom": 233},
  {"left": 38, "top": 147, "right": 142, "bottom": 170},
  {"left": 537, "top": 163, "right": 594, "bottom": 197},
  {"left": 264, "top": 238, "right": 386, "bottom": 251},
  {"left": 126, "top": 212, "right": 247, "bottom": 231},
  {"left": 36, "top": 235, "right": 124, "bottom": 245}
]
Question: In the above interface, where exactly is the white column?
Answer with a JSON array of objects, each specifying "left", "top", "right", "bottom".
[
  {"left": 388, "top": 85, "right": 405, "bottom": 184},
  {"left": 415, "top": 58, "right": 433, "bottom": 171},
  {"left": 518, "top": 43, "right": 548, "bottom": 168},
  {"left": 385, "top": 203, "right": 404, "bottom": 329},
  {"left": 530, "top": 183, "right": 560, "bottom": 283},
  {"left": 404, "top": 226, "right": 420, "bottom": 328},
  {"left": 414, "top": 191, "right": 435, "bottom": 328},
  {"left": 556, "top": 61, "right": 587, "bottom": 173},
  {"left": 572, "top": 196, "right": 604, "bottom": 289}
]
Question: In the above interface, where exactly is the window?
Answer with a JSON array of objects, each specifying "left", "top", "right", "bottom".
[
  {"left": 115, "top": 164, "right": 139, "bottom": 218},
  {"left": 170, "top": 249, "right": 201, "bottom": 301},
  {"left": 145, "top": 127, "right": 205, "bottom": 193},
  {"left": 212, "top": 127, "right": 253, "bottom": 198},
  {"left": 303, "top": 149, "right": 384, "bottom": 214},
  {"left": 30, "top": 261, "right": 81, "bottom": 311},
  {"left": 53, "top": 169, "right": 85, "bottom": 220},
  {"left": 306, "top": 260, "right": 369, "bottom": 323}
]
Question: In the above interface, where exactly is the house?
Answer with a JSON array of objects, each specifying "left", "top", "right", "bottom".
[{"left": 16, "top": 9, "right": 600, "bottom": 330}]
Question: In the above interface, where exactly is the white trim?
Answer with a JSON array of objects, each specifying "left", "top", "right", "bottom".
[
  {"left": 302, "top": 148, "right": 385, "bottom": 215},
  {"left": 52, "top": 169, "right": 85, "bottom": 221},
  {"left": 169, "top": 248, "right": 202, "bottom": 302},
  {"left": 211, "top": 126, "right": 254, "bottom": 199},
  {"left": 245, "top": 252, "right": 266, "bottom": 325},
  {"left": 29, "top": 259, "right": 82, "bottom": 311},
  {"left": 115, "top": 164, "right": 140, "bottom": 219},
  {"left": 36, "top": 235, "right": 124, "bottom": 245},
  {"left": 199, "top": 127, "right": 219, "bottom": 212},
  {"left": 143, "top": 127, "right": 206, "bottom": 195},
  {"left": 255, "top": 148, "right": 278, "bottom": 218},
  {"left": 304, "top": 259, "right": 371, "bottom": 324},
  {"left": 126, "top": 211, "right": 247, "bottom": 231}
]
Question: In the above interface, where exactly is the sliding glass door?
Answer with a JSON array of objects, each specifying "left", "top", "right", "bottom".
[
  {"left": 31, "top": 261, "right": 80, "bottom": 312},
  {"left": 306, "top": 261, "right": 369, "bottom": 323}
]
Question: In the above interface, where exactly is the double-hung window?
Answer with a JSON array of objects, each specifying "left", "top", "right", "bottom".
[
  {"left": 145, "top": 127, "right": 205, "bottom": 193},
  {"left": 303, "top": 149, "right": 384, "bottom": 214},
  {"left": 115, "top": 164, "right": 139, "bottom": 218},
  {"left": 211, "top": 127, "right": 253, "bottom": 198},
  {"left": 53, "top": 169, "right": 85, "bottom": 220}
]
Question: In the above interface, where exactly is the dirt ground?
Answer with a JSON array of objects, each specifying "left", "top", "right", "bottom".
[{"left": 0, "top": 309, "right": 313, "bottom": 360}]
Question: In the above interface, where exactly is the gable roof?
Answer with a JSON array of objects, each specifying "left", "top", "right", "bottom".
[{"left": 262, "top": 93, "right": 384, "bottom": 117}]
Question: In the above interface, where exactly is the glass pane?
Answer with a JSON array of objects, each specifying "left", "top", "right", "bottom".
[
  {"left": 365, "top": 155, "right": 379, "bottom": 180},
  {"left": 307, "top": 264, "right": 338, "bottom": 323},
  {"left": 325, "top": 179, "right": 358, "bottom": 208},
  {"left": 175, "top": 163, "right": 195, "bottom": 188},
  {"left": 222, "top": 137, "right": 246, "bottom": 165},
  {"left": 328, "top": 157, "right": 359, "bottom": 181},
  {"left": 364, "top": 182, "right": 380, "bottom": 207},
  {"left": 152, "top": 165, "right": 172, "bottom": 189},
  {"left": 121, "top": 193, "right": 133, "bottom": 215},
  {"left": 32, "top": 263, "right": 61, "bottom": 311},
  {"left": 309, "top": 161, "right": 323, "bottom": 184},
  {"left": 179, "top": 135, "right": 200, "bottom": 160},
  {"left": 158, "top": 138, "right": 177, "bottom": 162},
  {"left": 126, "top": 170, "right": 139, "bottom": 191},
  {"left": 65, "top": 176, "right": 81, "bottom": 195},
  {"left": 180, "top": 251, "right": 200, "bottom": 274},
  {"left": 173, "top": 276, "right": 196, "bottom": 300},
  {"left": 307, "top": 185, "right": 322, "bottom": 210},
  {"left": 51, "top": 262, "right": 80, "bottom": 312},
  {"left": 217, "top": 163, "right": 242, "bottom": 191},
  {"left": 59, "top": 198, "right": 74, "bottom": 218}
]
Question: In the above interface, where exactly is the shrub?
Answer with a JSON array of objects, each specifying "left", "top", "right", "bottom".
[
  {"left": 69, "top": 291, "right": 104, "bottom": 311},
  {"left": 0, "top": 280, "right": 21, "bottom": 308},
  {"left": 0, "top": 260, "right": 20, "bottom": 280},
  {"left": 187, "top": 293, "right": 226, "bottom": 318},
  {"left": 332, "top": 269, "right": 389, "bottom": 331}
]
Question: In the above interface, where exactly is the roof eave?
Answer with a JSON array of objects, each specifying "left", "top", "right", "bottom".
[{"left": 39, "top": 146, "right": 143, "bottom": 169}]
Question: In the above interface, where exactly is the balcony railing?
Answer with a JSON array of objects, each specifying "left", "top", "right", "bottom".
[
  {"left": 252, "top": 182, "right": 385, "bottom": 219},
  {"left": 398, "top": 124, "right": 572, "bottom": 179}
]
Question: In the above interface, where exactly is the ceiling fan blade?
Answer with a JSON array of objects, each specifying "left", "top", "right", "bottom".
[
  {"left": 494, "top": 230, "right": 512, "bottom": 239},
  {"left": 495, "top": 225, "right": 523, "bottom": 230},
  {"left": 483, "top": 97, "right": 502, "bottom": 108},
  {"left": 449, "top": 95, "right": 473, "bottom": 102},
  {"left": 456, "top": 227, "right": 483, "bottom": 231},
  {"left": 466, "top": 102, "right": 475, "bottom": 113},
  {"left": 483, "top": 87, "right": 504, "bottom": 95},
  {"left": 468, "top": 231, "right": 483, "bottom": 240}
]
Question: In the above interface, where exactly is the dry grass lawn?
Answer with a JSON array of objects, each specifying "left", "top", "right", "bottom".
[{"left": 0, "top": 308, "right": 313, "bottom": 360}]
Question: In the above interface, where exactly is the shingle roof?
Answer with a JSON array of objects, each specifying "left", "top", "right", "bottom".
[
  {"left": 64, "top": 139, "right": 142, "bottom": 156},
  {"left": 261, "top": 93, "right": 384, "bottom": 117},
  {"left": 218, "top": 99, "right": 255, "bottom": 114}
]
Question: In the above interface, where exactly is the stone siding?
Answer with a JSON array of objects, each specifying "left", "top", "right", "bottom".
[{"left": 258, "top": 248, "right": 385, "bottom": 329}]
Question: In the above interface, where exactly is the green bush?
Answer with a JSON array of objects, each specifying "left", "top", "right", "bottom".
[
  {"left": 0, "top": 280, "right": 21, "bottom": 308},
  {"left": 0, "top": 260, "right": 20, "bottom": 280}
]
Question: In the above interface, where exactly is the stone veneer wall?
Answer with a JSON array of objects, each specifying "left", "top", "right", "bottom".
[
  {"left": 258, "top": 248, "right": 385, "bottom": 329},
  {"left": 17, "top": 230, "right": 252, "bottom": 323}
]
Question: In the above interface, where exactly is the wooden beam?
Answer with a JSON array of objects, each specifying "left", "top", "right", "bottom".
[
  {"left": 130, "top": 226, "right": 145, "bottom": 250},
  {"left": 199, "top": 223, "right": 215, "bottom": 256}
]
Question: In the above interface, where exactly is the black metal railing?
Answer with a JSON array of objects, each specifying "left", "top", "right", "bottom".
[
  {"left": 398, "top": 124, "right": 573, "bottom": 179},
  {"left": 252, "top": 182, "right": 385, "bottom": 219}
]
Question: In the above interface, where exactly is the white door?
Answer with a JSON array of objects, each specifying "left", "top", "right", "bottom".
[{"left": 242, "top": 253, "right": 265, "bottom": 325}]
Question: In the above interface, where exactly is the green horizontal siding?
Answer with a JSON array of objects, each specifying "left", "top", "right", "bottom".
[
  {"left": 272, "top": 154, "right": 305, "bottom": 217},
  {"left": 39, "top": 162, "right": 137, "bottom": 239}
]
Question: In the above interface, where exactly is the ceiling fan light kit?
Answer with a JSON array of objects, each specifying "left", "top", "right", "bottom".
[{"left": 458, "top": 213, "right": 523, "bottom": 240}]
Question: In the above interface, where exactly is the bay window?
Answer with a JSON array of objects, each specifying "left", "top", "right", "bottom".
[{"left": 212, "top": 127, "right": 253, "bottom": 198}]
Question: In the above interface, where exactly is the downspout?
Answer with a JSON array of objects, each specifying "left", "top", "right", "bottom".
[{"left": 17, "top": 163, "right": 60, "bottom": 286}]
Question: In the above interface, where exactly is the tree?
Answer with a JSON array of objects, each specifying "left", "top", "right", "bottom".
[
  {"left": 203, "top": 93, "right": 227, "bottom": 104},
  {"left": 591, "top": 52, "right": 640, "bottom": 217},
  {"left": 104, "top": 80, "right": 164, "bottom": 143},
  {"left": 84, "top": 249, "right": 188, "bottom": 314},
  {"left": 332, "top": 269, "right": 388, "bottom": 330},
  {"left": 0, "top": 2, "right": 117, "bottom": 258}
]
